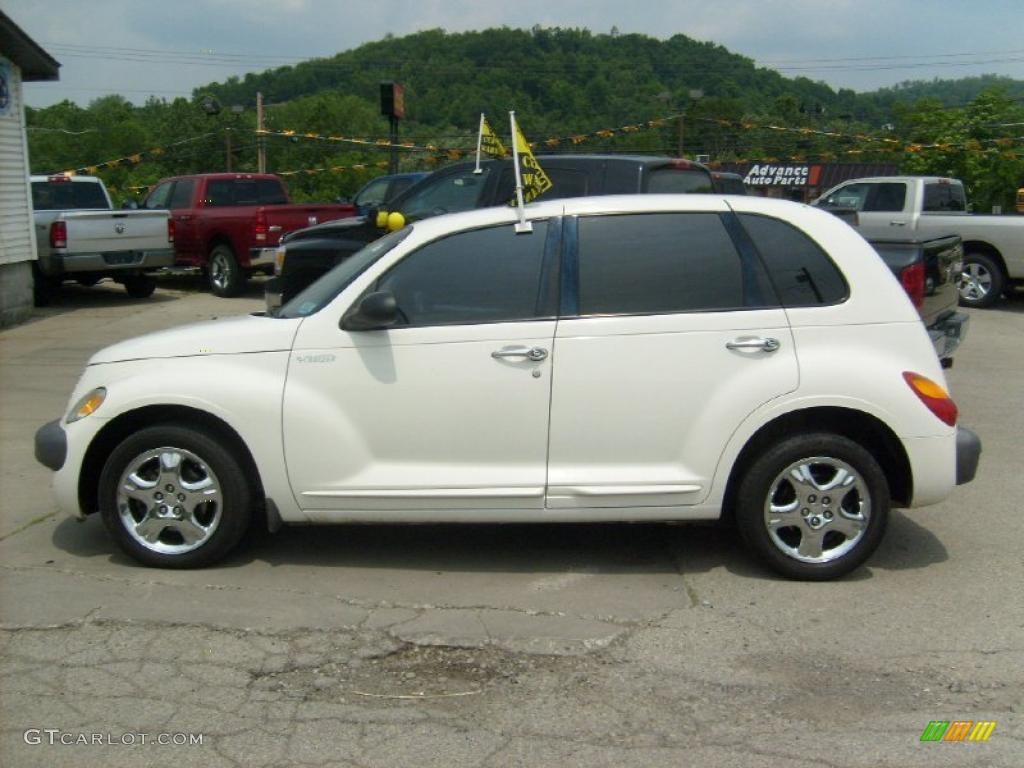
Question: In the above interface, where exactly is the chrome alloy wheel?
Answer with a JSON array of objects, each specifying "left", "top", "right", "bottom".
[
  {"left": 209, "top": 253, "right": 229, "bottom": 292},
  {"left": 958, "top": 261, "right": 993, "bottom": 303},
  {"left": 116, "top": 447, "right": 223, "bottom": 555},
  {"left": 763, "top": 457, "right": 870, "bottom": 564}
]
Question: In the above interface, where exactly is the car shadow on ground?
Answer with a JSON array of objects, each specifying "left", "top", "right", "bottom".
[
  {"left": 991, "top": 290, "right": 1024, "bottom": 314},
  {"left": 21, "top": 282, "right": 179, "bottom": 325},
  {"left": 154, "top": 271, "right": 269, "bottom": 299},
  {"left": 50, "top": 510, "right": 947, "bottom": 582}
]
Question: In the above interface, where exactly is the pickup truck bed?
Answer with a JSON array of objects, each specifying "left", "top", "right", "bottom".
[{"left": 869, "top": 234, "right": 968, "bottom": 363}]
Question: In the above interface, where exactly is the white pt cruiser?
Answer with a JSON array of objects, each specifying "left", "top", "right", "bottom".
[{"left": 35, "top": 195, "right": 981, "bottom": 580}]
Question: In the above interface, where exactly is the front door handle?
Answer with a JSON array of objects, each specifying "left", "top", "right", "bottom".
[
  {"left": 491, "top": 345, "right": 548, "bottom": 362},
  {"left": 889, "top": 220, "right": 907, "bottom": 226},
  {"left": 726, "top": 337, "right": 780, "bottom": 353}
]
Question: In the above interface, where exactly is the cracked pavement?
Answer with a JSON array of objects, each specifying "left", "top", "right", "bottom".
[{"left": 1, "top": 280, "right": 1022, "bottom": 767}]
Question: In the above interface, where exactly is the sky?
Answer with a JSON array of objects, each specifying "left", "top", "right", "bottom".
[{"left": 8, "top": 0, "right": 1024, "bottom": 108}]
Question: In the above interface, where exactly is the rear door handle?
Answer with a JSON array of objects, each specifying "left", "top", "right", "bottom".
[
  {"left": 726, "top": 337, "right": 780, "bottom": 353},
  {"left": 491, "top": 345, "right": 548, "bottom": 362},
  {"left": 889, "top": 220, "right": 907, "bottom": 226}
]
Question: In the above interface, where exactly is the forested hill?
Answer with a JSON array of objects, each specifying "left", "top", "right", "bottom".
[{"left": 196, "top": 27, "right": 850, "bottom": 132}]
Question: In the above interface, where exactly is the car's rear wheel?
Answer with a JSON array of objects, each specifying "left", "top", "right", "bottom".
[
  {"left": 98, "top": 425, "right": 254, "bottom": 568},
  {"left": 208, "top": 244, "right": 245, "bottom": 297},
  {"left": 735, "top": 433, "right": 889, "bottom": 580},
  {"left": 958, "top": 252, "right": 1004, "bottom": 309}
]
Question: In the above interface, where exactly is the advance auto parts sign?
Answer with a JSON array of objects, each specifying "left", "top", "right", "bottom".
[{"left": 744, "top": 164, "right": 822, "bottom": 188}]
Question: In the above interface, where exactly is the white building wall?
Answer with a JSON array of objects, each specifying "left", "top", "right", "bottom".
[{"left": 0, "top": 54, "right": 37, "bottom": 326}]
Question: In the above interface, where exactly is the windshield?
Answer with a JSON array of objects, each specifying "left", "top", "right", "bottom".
[
  {"left": 276, "top": 227, "right": 413, "bottom": 319},
  {"left": 395, "top": 167, "right": 490, "bottom": 222}
]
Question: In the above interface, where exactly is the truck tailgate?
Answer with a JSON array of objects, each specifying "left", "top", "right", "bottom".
[{"left": 60, "top": 210, "right": 170, "bottom": 255}]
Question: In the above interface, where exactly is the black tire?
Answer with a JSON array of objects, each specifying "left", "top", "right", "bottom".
[
  {"left": 207, "top": 244, "right": 246, "bottom": 297},
  {"left": 32, "top": 264, "right": 60, "bottom": 307},
  {"left": 98, "top": 424, "right": 255, "bottom": 568},
  {"left": 958, "top": 252, "right": 1004, "bottom": 309},
  {"left": 735, "top": 433, "right": 890, "bottom": 580},
  {"left": 123, "top": 275, "right": 156, "bottom": 298}
]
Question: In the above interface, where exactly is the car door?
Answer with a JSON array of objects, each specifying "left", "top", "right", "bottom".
[
  {"left": 283, "top": 217, "right": 561, "bottom": 514},
  {"left": 166, "top": 179, "right": 198, "bottom": 260},
  {"left": 546, "top": 206, "right": 799, "bottom": 509}
]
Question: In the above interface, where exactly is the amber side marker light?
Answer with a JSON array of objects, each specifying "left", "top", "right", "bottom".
[{"left": 903, "top": 372, "right": 958, "bottom": 426}]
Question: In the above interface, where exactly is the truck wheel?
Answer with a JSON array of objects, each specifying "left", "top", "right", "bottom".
[
  {"left": 958, "top": 252, "right": 1004, "bottom": 309},
  {"left": 32, "top": 264, "right": 61, "bottom": 307},
  {"left": 98, "top": 424, "right": 255, "bottom": 568},
  {"left": 734, "top": 433, "right": 890, "bottom": 580},
  {"left": 208, "top": 245, "right": 245, "bottom": 297},
  {"left": 123, "top": 275, "right": 156, "bottom": 298}
]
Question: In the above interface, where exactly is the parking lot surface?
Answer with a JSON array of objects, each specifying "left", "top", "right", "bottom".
[{"left": 1, "top": 279, "right": 1021, "bottom": 767}]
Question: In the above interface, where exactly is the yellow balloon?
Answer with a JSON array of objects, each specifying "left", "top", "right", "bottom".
[
  {"left": 375, "top": 210, "right": 389, "bottom": 228},
  {"left": 387, "top": 212, "right": 406, "bottom": 232}
]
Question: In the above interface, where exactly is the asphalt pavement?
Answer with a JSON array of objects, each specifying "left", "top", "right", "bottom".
[{"left": 1, "top": 276, "right": 1021, "bottom": 767}]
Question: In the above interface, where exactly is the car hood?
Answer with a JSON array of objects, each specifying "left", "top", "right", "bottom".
[
  {"left": 89, "top": 314, "right": 301, "bottom": 365},
  {"left": 282, "top": 215, "right": 369, "bottom": 243}
]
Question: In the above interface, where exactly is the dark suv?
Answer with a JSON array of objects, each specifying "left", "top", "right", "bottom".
[{"left": 266, "top": 155, "right": 714, "bottom": 308}]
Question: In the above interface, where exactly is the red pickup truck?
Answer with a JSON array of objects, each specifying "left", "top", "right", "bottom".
[{"left": 142, "top": 173, "right": 354, "bottom": 296}]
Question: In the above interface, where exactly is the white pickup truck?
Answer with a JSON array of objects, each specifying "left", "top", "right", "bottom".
[
  {"left": 813, "top": 176, "right": 1024, "bottom": 308},
  {"left": 32, "top": 175, "right": 174, "bottom": 305}
]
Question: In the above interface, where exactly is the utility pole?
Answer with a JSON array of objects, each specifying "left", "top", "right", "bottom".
[
  {"left": 225, "top": 128, "right": 233, "bottom": 172},
  {"left": 257, "top": 91, "right": 266, "bottom": 173},
  {"left": 380, "top": 82, "right": 405, "bottom": 175}
]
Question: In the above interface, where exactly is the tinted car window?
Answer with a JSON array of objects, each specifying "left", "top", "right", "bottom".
[
  {"left": 646, "top": 168, "right": 714, "bottom": 194},
  {"left": 377, "top": 222, "right": 550, "bottom": 326},
  {"left": 257, "top": 179, "right": 288, "bottom": 205},
  {"left": 864, "top": 183, "right": 907, "bottom": 212},
  {"left": 577, "top": 213, "right": 767, "bottom": 315},
  {"left": 143, "top": 181, "right": 173, "bottom": 210},
  {"left": 354, "top": 178, "right": 390, "bottom": 208},
  {"left": 31, "top": 181, "right": 109, "bottom": 211},
  {"left": 168, "top": 180, "right": 194, "bottom": 209},
  {"left": 496, "top": 167, "right": 590, "bottom": 204},
  {"left": 397, "top": 168, "right": 490, "bottom": 221},
  {"left": 821, "top": 183, "right": 870, "bottom": 210},
  {"left": 739, "top": 213, "right": 848, "bottom": 306},
  {"left": 205, "top": 180, "right": 236, "bottom": 206},
  {"left": 923, "top": 183, "right": 966, "bottom": 212}
]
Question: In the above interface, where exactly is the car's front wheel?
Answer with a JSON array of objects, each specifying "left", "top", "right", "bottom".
[
  {"left": 735, "top": 433, "right": 889, "bottom": 580},
  {"left": 98, "top": 425, "right": 255, "bottom": 568}
]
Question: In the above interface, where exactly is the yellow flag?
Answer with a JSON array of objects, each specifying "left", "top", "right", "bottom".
[
  {"left": 511, "top": 119, "right": 553, "bottom": 204},
  {"left": 480, "top": 116, "right": 507, "bottom": 159}
]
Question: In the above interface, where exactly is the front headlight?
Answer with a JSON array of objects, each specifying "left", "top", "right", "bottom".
[{"left": 66, "top": 387, "right": 107, "bottom": 423}]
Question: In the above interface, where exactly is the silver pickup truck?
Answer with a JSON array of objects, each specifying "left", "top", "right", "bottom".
[
  {"left": 32, "top": 175, "right": 174, "bottom": 305},
  {"left": 813, "top": 176, "right": 1024, "bottom": 308}
]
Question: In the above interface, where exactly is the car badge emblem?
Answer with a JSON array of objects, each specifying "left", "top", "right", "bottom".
[
  {"left": 308, "top": 215, "right": 318, "bottom": 227},
  {"left": 114, "top": 223, "right": 126, "bottom": 234}
]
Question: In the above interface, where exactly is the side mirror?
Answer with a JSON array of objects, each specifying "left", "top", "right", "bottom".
[
  {"left": 341, "top": 290, "right": 400, "bottom": 331},
  {"left": 122, "top": 199, "right": 140, "bottom": 210}
]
